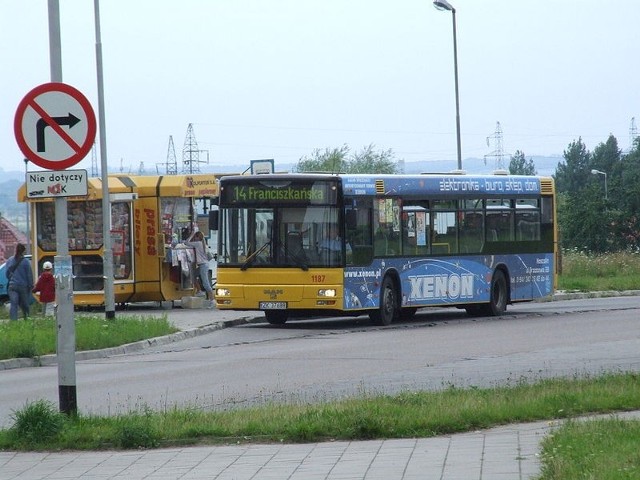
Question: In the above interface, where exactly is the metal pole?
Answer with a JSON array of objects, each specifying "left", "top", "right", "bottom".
[
  {"left": 24, "top": 159, "right": 30, "bottom": 254},
  {"left": 94, "top": 0, "right": 115, "bottom": 319},
  {"left": 48, "top": 0, "right": 77, "bottom": 416},
  {"left": 451, "top": 9, "right": 462, "bottom": 171}
]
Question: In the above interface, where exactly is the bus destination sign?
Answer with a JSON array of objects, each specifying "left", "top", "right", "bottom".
[{"left": 221, "top": 181, "right": 337, "bottom": 205}]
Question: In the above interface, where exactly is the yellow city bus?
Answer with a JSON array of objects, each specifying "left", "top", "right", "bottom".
[{"left": 214, "top": 172, "right": 558, "bottom": 325}]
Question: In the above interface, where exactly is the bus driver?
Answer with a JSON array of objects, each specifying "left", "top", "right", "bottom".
[{"left": 319, "top": 224, "right": 352, "bottom": 256}]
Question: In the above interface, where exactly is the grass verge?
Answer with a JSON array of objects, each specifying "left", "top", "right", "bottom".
[
  {"left": 559, "top": 250, "right": 640, "bottom": 291},
  {"left": 538, "top": 418, "right": 640, "bottom": 480},
  {"left": 0, "top": 314, "right": 176, "bottom": 361},
  {"left": 0, "top": 372, "right": 638, "bottom": 451}
]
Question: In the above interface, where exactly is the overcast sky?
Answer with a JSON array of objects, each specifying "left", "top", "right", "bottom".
[{"left": 1, "top": 0, "right": 639, "bottom": 175}]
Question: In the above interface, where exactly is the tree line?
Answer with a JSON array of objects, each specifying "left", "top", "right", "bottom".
[
  {"left": 295, "top": 137, "right": 640, "bottom": 254},
  {"left": 555, "top": 135, "right": 640, "bottom": 253}
]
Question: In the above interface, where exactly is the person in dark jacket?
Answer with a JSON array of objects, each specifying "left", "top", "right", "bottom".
[
  {"left": 33, "top": 261, "right": 55, "bottom": 317},
  {"left": 5, "top": 243, "right": 34, "bottom": 320}
]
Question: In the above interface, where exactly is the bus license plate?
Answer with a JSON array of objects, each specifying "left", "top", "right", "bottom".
[{"left": 260, "top": 301, "right": 287, "bottom": 310}]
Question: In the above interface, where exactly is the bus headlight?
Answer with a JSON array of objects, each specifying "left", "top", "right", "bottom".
[
  {"left": 318, "top": 289, "right": 336, "bottom": 297},
  {"left": 216, "top": 288, "right": 231, "bottom": 297}
]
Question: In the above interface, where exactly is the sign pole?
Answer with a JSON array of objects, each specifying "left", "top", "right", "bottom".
[
  {"left": 48, "top": 0, "right": 77, "bottom": 416},
  {"left": 24, "top": 159, "right": 30, "bottom": 255}
]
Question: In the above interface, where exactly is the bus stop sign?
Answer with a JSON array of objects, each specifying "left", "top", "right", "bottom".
[{"left": 14, "top": 82, "right": 96, "bottom": 170}]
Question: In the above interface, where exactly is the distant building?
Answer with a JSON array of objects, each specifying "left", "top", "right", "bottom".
[{"left": 0, "top": 217, "right": 27, "bottom": 264}]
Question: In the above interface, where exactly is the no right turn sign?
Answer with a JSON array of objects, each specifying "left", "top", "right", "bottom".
[{"left": 14, "top": 82, "right": 96, "bottom": 170}]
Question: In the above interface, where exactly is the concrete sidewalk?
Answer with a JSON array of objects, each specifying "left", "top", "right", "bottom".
[{"left": 1, "top": 423, "right": 545, "bottom": 479}]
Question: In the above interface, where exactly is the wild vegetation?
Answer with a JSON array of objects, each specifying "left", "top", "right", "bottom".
[{"left": 558, "top": 249, "right": 640, "bottom": 292}]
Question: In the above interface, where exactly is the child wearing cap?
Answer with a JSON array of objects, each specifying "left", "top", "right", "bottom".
[{"left": 33, "top": 261, "right": 56, "bottom": 317}]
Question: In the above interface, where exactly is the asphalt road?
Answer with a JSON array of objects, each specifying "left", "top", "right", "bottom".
[{"left": 1, "top": 296, "right": 639, "bottom": 427}]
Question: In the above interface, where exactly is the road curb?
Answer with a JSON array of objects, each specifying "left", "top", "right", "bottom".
[{"left": 539, "top": 289, "right": 640, "bottom": 302}]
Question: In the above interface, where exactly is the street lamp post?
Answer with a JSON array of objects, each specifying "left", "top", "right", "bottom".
[
  {"left": 591, "top": 169, "right": 608, "bottom": 201},
  {"left": 433, "top": 0, "right": 462, "bottom": 171}
]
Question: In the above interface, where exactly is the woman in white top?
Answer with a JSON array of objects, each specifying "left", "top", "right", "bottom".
[{"left": 186, "top": 230, "right": 214, "bottom": 301}]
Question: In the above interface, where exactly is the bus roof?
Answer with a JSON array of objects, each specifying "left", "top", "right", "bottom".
[{"left": 219, "top": 173, "right": 554, "bottom": 198}]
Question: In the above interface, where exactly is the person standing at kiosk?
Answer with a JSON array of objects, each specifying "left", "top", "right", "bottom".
[{"left": 186, "top": 229, "right": 214, "bottom": 303}]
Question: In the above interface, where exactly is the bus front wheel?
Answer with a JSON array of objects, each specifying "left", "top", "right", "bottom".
[
  {"left": 265, "top": 310, "right": 288, "bottom": 325},
  {"left": 369, "top": 276, "right": 398, "bottom": 326}
]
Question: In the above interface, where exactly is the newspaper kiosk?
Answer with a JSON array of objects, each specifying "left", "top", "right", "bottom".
[{"left": 20, "top": 174, "right": 218, "bottom": 306}]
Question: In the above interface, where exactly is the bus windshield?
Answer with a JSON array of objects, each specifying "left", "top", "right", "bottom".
[{"left": 218, "top": 205, "right": 348, "bottom": 268}]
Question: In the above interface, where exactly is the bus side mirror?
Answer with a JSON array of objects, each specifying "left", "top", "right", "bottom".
[
  {"left": 209, "top": 210, "right": 219, "bottom": 231},
  {"left": 346, "top": 210, "right": 357, "bottom": 229}
]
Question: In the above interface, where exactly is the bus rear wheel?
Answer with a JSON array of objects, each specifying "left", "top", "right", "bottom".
[
  {"left": 265, "top": 310, "right": 288, "bottom": 325},
  {"left": 485, "top": 269, "right": 508, "bottom": 316},
  {"left": 369, "top": 276, "right": 398, "bottom": 326}
]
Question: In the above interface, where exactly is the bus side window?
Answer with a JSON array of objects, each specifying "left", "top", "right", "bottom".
[
  {"left": 402, "top": 206, "right": 430, "bottom": 256},
  {"left": 373, "top": 198, "right": 401, "bottom": 256},
  {"left": 516, "top": 212, "right": 540, "bottom": 241},
  {"left": 516, "top": 199, "right": 540, "bottom": 241},
  {"left": 486, "top": 214, "right": 499, "bottom": 242},
  {"left": 460, "top": 212, "right": 484, "bottom": 253},
  {"left": 540, "top": 196, "right": 554, "bottom": 246},
  {"left": 402, "top": 212, "right": 416, "bottom": 254},
  {"left": 374, "top": 226, "right": 389, "bottom": 256},
  {"left": 432, "top": 207, "right": 457, "bottom": 254},
  {"left": 347, "top": 200, "right": 374, "bottom": 266},
  {"left": 352, "top": 245, "right": 373, "bottom": 265}
]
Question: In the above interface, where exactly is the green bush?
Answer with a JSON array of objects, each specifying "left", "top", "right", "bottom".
[
  {"left": 114, "top": 409, "right": 160, "bottom": 449},
  {"left": 10, "top": 400, "right": 66, "bottom": 446}
]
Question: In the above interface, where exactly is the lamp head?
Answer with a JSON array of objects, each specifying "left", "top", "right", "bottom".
[{"left": 434, "top": 0, "right": 455, "bottom": 12}]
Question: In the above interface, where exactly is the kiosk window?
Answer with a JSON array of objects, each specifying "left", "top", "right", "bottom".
[
  {"left": 36, "top": 201, "right": 105, "bottom": 251},
  {"left": 161, "top": 197, "right": 193, "bottom": 240}
]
